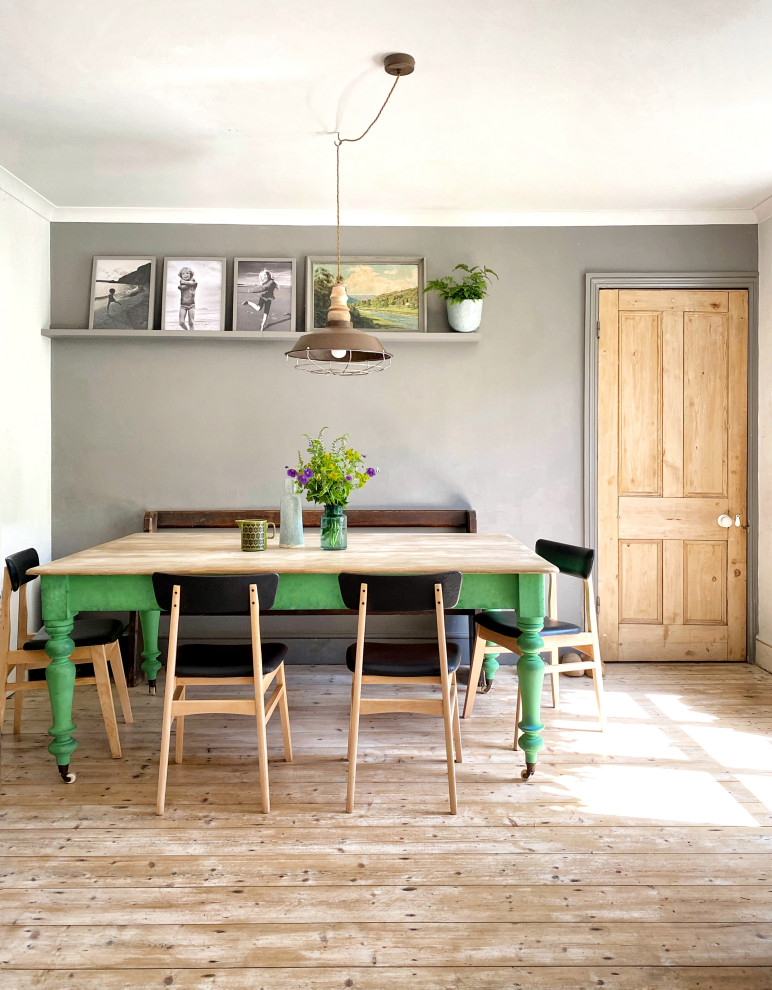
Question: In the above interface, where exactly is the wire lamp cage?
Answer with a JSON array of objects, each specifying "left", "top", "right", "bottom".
[{"left": 286, "top": 53, "right": 415, "bottom": 375}]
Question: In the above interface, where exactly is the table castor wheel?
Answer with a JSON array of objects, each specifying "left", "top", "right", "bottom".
[
  {"left": 148, "top": 680, "right": 157, "bottom": 696},
  {"left": 58, "top": 764, "right": 76, "bottom": 784},
  {"left": 520, "top": 762, "right": 536, "bottom": 780}
]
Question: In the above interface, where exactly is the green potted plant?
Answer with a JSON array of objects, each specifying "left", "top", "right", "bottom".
[{"left": 423, "top": 264, "right": 498, "bottom": 332}]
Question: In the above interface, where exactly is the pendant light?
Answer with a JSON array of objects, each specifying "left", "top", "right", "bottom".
[{"left": 286, "top": 53, "right": 415, "bottom": 375}]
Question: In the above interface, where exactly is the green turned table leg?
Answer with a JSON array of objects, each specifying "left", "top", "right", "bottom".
[
  {"left": 481, "top": 644, "right": 501, "bottom": 690},
  {"left": 139, "top": 609, "right": 162, "bottom": 694},
  {"left": 43, "top": 617, "right": 78, "bottom": 783},
  {"left": 516, "top": 616, "right": 546, "bottom": 779}
]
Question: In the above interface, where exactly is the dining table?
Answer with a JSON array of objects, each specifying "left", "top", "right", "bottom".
[{"left": 29, "top": 531, "right": 557, "bottom": 783}]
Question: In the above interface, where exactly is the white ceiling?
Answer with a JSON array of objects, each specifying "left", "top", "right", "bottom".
[{"left": 2, "top": 0, "right": 772, "bottom": 222}]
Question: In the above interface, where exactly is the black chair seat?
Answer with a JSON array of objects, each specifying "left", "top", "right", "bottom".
[
  {"left": 175, "top": 641, "right": 288, "bottom": 678},
  {"left": 475, "top": 612, "right": 581, "bottom": 640},
  {"left": 345, "top": 640, "right": 462, "bottom": 678},
  {"left": 23, "top": 617, "right": 126, "bottom": 650}
]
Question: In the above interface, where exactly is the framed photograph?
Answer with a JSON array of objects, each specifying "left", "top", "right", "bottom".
[
  {"left": 88, "top": 257, "right": 155, "bottom": 330},
  {"left": 233, "top": 258, "right": 296, "bottom": 332},
  {"left": 162, "top": 258, "right": 226, "bottom": 332},
  {"left": 306, "top": 256, "right": 426, "bottom": 333}
]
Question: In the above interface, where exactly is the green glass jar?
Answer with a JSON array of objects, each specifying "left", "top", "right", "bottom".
[{"left": 320, "top": 504, "right": 347, "bottom": 550}]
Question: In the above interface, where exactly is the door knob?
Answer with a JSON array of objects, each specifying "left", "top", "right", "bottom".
[{"left": 717, "top": 514, "right": 732, "bottom": 528}]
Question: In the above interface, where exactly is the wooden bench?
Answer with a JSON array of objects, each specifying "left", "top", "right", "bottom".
[{"left": 125, "top": 508, "right": 477, "bottom": 685}]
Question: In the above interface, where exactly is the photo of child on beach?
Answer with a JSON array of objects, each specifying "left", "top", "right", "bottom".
[
  {"left": 88, "top": 258, "right": 155, "bottom": 330},
  {"left": 162, "top": 258, "right": 225, "bottom": 332},
  {"left": 233, "top": 259, "right": 295, "bottom": 332}
]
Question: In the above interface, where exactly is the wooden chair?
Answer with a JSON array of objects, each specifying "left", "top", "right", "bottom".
[
  {"left": 152, "top": 572, "right": 292, "bottom": 816},
  {"left": 0, "top": 548, "right": 132, "bottom": 757},
  {"left": 463, "top": 539, "right": 606, "bottom": 746},
  {"left": 339, "top": 571, "right": 464, "bottom": 815}
]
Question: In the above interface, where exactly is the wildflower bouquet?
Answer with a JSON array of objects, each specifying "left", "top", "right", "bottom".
[{"left": 287, "top": 429, "right": 378, "bottom": 508}]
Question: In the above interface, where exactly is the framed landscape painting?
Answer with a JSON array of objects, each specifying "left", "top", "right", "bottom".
[
  {"left": 162, "top": 258, "right": 226, "bottom": 332},
  {"left": 233, "top": 258, "right": 296, "bottom": 332},
  {"left": 306, "top": 257, "right": 425, "bottom": 333},
  {"left": 88, "top": 257, "right": 155, "bottom": 330}
]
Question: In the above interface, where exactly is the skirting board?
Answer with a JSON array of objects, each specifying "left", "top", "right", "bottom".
[{"left": 755, "top": 638, "right": 772, "bottom": 674}]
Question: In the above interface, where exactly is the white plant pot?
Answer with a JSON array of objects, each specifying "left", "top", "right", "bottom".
[{"left": 446, "top": 298, "right": 483, "bottom": 332}]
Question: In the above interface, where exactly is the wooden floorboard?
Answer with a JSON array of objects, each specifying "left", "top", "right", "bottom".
[{"left": 1, "top": 661, "right": 771, "bottom": 987}]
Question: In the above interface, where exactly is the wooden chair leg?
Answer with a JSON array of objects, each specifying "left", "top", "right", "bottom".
[
  {"left": 346, "top": 674, "right": 363, "bottom": 814},
  {"left": 276, "top": 665, "right": 293, "bottom": 763},
  {"left": 549, "top": 646, "right": 560, "bottom": 710},
  {"left": 346, "top": 677, "right": 357, "bottom": 762},
  {"left": 440, "top": 672, "right": 458, "bottom": 815},
  {"left": 0, "top": 655, "right": 12, "bottom": 729},
  {"left": 156, "top": 667, "right": 179, "bottom": 816},
  {"left": 462, "top": 634, "right": 487, "bottom": 718},
  {"left": 108, "top": 640, "right": 133, "bottom": 724},
  {"left": 175, "top": 686, "right": 186, "bottom": 764},
  {"left": 589, "top": 644, "right": 607, "bottom": 732},
  {"left": 450, "top": 673, "right": 463, "bottom": 764},
  {"left": 93, "top": 647, "right": 122, "bottom": 759},
  {"left": 514, "top": 684, "right": 522, "bottom": 751},
  {"left": 255, "top": 688, "right": 271, "bottom": 814},
  {"left": 13, "top": 679, "right": 25, "bottom": 735}
]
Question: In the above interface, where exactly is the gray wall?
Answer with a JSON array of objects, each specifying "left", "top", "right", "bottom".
[{"left": 49, "top": 222, "right": 757, "bottom": 647}]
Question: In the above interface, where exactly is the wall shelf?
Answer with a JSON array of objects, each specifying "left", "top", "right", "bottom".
[{"left": 42, "top": 328, "right": 480, "bottom": 342}]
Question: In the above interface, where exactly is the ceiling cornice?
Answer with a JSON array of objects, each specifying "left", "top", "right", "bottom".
[
  {"left": 49, "top": 206, "right": 759, "bottom": 226},
  {"left": 753, "top": 193, "right": 772, "bottom": 224},
  {"left": 0, "top": 166, "right": 763, "bottom": 227},
  {"left": 0, "top": 166, "right": 55, "bottom": 222}
]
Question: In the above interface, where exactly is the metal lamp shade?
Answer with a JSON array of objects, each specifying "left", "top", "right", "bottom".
[
  {"left": 286, "top": 329, "right": 392, "bottom": 375},
  {"left": 286, "top": 281, "right": 392, "bottom": 375}
]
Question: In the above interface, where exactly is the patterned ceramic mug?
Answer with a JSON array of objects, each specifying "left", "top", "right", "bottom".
[{"left": 236, "top": 519, "right": 276, "bottom": 551}]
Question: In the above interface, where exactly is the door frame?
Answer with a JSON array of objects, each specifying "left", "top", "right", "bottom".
[{"left": 584, "top": 272, "right": 759, "bottom": 661}]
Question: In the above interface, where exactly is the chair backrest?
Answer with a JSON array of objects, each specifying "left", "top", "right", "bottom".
[
  {"left": 338, "top": 572, "right": 463, "bottom": 612},
  {"left": 3, "top": 549, "right": 39, "bottom": 653},
  {"left": 5, "top": 549, "right": 39, "bottom": 592},
  {"left": 535, "top": 539, "right": 594, "bottom": 580},
  {"left": 152, "top": 573, "right": 280, "bottom": 614}
]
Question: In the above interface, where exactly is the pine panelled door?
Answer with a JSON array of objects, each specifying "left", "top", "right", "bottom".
[{"left": 598, "top": 289, "right": 748, "bottom": 662}]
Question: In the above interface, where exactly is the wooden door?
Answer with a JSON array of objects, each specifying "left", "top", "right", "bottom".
[{"left": 598, "top": 289, "right": 747, "bottom": 661}]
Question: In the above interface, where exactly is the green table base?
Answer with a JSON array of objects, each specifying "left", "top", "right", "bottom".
[{"left": 40, "top": 570, "right": 546, "bottom": 779}]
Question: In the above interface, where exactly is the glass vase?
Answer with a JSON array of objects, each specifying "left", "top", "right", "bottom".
[
  {"left": 320, "top": 504, "right": 347, "bottom": 550},
  {"left": 279, "top": 477, "right": 304, "bottom": 548}
]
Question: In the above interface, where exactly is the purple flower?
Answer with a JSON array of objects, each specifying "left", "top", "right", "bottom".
[
  {"left": 305, "top": 469, "right": 314, "bottom": 479},
  {"left": 345, "top": 475, "right": 352, "bottom": 481},
  {"left": 366, "top": 467, "right": 376, "bottom": 477},
  {"left": 287, "top": 468, "right": 297, "bottom": 478}
]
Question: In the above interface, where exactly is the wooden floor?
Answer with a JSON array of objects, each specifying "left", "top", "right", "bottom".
[{"left": 1, "top": 662, "right": 771, "bottom": 989}]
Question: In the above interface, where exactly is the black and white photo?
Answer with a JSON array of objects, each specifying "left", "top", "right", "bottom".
[
  {"left": 162, "top": 257, "right": 226, "bottom": 332},
  {"left": 88, "top": 257, "right": 155, "bottom": 330},
  {"left": 233, "top": 258, "right": 295, "bottom": 332}
]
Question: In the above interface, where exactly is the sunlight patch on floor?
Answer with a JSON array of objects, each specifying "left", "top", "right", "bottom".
[
  {"left": 549, "top": 687, "right": 651, "bottom": 720},
  {"left": 545, "top": 721, "right": 689, "bottom": 760},
  {"left": 681, "top": 724, "right": 772, "bottom": 772},
  {"left": 550, "top": 765, "right": 759, "bottom": 825},
  {"left": 736, "top": 773, "right": 772, "bottom": 812},
  {"left": 646, "top": 693, "right": 717, "bottom": 723}
]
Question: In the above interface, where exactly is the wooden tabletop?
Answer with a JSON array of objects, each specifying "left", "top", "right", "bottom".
[{"left": 30, "top": 532, "right": 557, "bottom": 577}]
